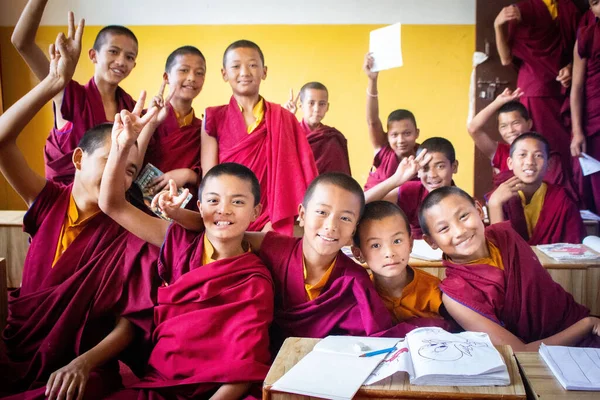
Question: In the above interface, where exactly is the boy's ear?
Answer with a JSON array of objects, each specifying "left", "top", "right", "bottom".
[
  {"left": 408, "top": 234, "right": 414, "bottom": 254},
  {"left": 297, "top": 203, "right": 306, "bottom": 227},
  {"left": 526, "top": 119, "right": 533, "bottom": 131},
  {"left": 72, "top": 148, "right": 84, "bottom": 170},
  {"left": 422, "top": 234, "right": 439, "bottom": 250},
  {"left": 507, "top": 156, "right": 514, "bottom": 171},
  {"left": 415, "top": 128, "right": 420, "bottom": 138},
  {"left": 197, "top": 199, "right": 202, "bottom": 215},
  {"left": 326, "top": 102, "right": 330, "bottom": 113},
  {"left": 474, "top": 200, "right": 485, "bottom": 220},
  {"left": 262, "top": 65, "right": 268, "bottom": 80},
  {"left": 252, "top": 204, "right": 263, "bottom": 221},
  {"left": 162, "top": 72, "right": 169, "bottom": 82},
  {"left": 221, "top": 67, "right": 228, "bottom": 82},
  {"left": 350, "top": 245, "right": 365, "bottom": 263},
  {"left": 88, "top": 48, "right": 97, "bottom": 63},
  {"left": 452, "top": 160, "right": 459, "bottom": 174}
]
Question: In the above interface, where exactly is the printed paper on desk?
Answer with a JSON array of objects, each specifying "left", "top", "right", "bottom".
[
  {"left": 579, "top": 153, "right": 600, "bottom": 176},
  {"left": 369, "top": 23, "right": 403, "bottom": 72}
]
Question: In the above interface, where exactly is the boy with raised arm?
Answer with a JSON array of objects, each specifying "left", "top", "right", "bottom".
[
  {"left": 201, "top": 40, "right": 318, "bottom": 235},
  {"left": 488, "top": 132, "right": 585, "bottom": 244},
  {"left": 0, "top": 19, "right": 156, "bottom": 400},
  {"left": 99, "top": 103, "right": 273, "bottom": 399},
  {"left": 363, "top": 53, "right": 420, "bottom": 190},
  {"left": 283, "top": 82, "right": 351, "bottom": 175},
  {"left": 419, "top": 186, "right": 600, "bottom": 351},
  {"left": 12, "top": 0, "right": 138, "bottom": 185}
]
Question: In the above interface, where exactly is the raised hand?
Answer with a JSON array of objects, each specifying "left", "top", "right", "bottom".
[
  {"left": 47, "top": 11, "right": 84, "bottom": 85},
  {"left": 495, "top": 87, "right": 524, "bottom": 104},
  {"left": 111, "top": 91, "right": 158, "bottom": 149},
  {"left": 393, "top": 149, "right": 432, "bottom": 185},
  {"left": 363, "top": 52, "right": 378, "bottom": 80},
  {"left": 489, "top": 175, "right": 522, "bottom": 207},
  {"left": 150, "top": 80, "right": 176, "bottom": 125},
  {"left": 495, "top": 5, "right": 521, "bottom": 27},
  {"left": 45, "top": 357, "right": 91, "bottom": 400},
  {"left": 283, "top": 88, "right": 299, "bottom": 114},
  {"left": 151, "top": 179, "right": 190, "bottom": 220}
]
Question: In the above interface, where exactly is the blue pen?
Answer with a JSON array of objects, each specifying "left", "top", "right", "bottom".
[{"left": 359, "top": 346, "right": 397, "bottom": 358}]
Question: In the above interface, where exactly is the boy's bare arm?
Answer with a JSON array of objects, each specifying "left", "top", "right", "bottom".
[
  {"left": 244, "top": 232, "right": 267, "bottom": 253},
  {"left": 570, "top": 43, "right": 587, "bottom": 157},
  {"left": 363, "top": 53, "right": 387, "bottom": 151},
  {"left": 494, "top": 6, "right": 521, "bottom": 66},
  {"left": 11, "top": 0, "right": 51, "bottom": 81},
  {"left": 151, "top": 184, "right": 205, "bottom": 232},
  {"left": 0, "top": 16, "right": 83, "bottom": 207},
  {"left": 209, "top": 383, "right": 252, "bottom": 400},
  {"left": 201, "top": 124, "right": 219, "bottom": 177},
  {"left": 98, "top": 95, "right": 167, "bottom": 248}
]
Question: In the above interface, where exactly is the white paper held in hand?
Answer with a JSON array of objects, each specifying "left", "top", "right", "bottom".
[
  {"left": 578, "top": 153, "right": 600, "bottom": 176},
  {"left": 369, "top": 23, "right": 403, "bottom": 72}
]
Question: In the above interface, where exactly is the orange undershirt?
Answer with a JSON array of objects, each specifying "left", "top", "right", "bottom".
[
  {"left": 237, "top": 97, "right": 265, "bottom": 134},
  {"left": 201, "top": 234, "right": 250, "bottom": 266},
  {"left": 175, "top": 108, "right": 195, "bottom": 128},
  {"left": 303, "top": 257, "right": 336, "bottom": 301},
  {"left": 466, "top": 241, "right": 505, "bottom": 270}
]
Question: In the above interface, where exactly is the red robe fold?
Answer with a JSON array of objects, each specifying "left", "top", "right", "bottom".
[
  {"left": 259, "top": 232, "right": 452, "bottom": 349},
  {"left": 397, "top": 181, "right": 429, "bottom": 240},
  {"left": 364, "top": 145, "right": 399, "bottom": 191},
  {"left": 491, "top": 143, "right": 581, "bottom": 205},
  {"left": 45, "top": 78, "right": 135, "bottom": 185},
  {"left": 499, "top": 182, "right": 585, "bottom": 244},
  {"left": 508, "top": 0, "right": 581, "bottom": 161},
  {"left": 576, "top": 18, "right": 600, "bottom": 212},
  {"left": 110, "top": 225, "right": 273, "bottom": 399},
  {"left": 205, "top": 97, "right": 318, "bottom": 235},
  {"left": 0, "top": 181, "right": 157, "bottom": 399},
  {"left": 300, "top": 120, "right": 351, "bottom": 175},
  {"left": 440, "top": 222, "right": 598, "bottom": 346}
]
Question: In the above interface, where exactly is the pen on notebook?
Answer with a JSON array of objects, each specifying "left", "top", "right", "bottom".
[{"left": 359, "top": 346, "right": 397, "bottom": 357}]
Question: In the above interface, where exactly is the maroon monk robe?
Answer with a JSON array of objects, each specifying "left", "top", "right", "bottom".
[
  {"left": 440, "top": 222, "right": 598, "bottom": 346},
  {"left": 258, "top": 232, "right": 453, "bottom": 350},
  {"left": 45, "top": 78, "right": 135, "bottom": 185},
  {"left": 491, "top": 143, "right": 581, "bottom": 205},
  {"left": 364, "top": 145, "right": 399, "bottom": 191},
  {"left": 396, "top": 181, "right": 429, "bottom": 240},
  {"left": 205, "top": 97, "right": 318, "bottom": 235},
  {"left": 576, "top": 19, "right": 600, "bottom": 213},
  {"left": 0, "top": 181, "right": 157, "bottom": 399},
  {"left": 508, "top": 0, "right": 581, "bottom": 163},
  {"left": 300, "top": 120, "right": 351, "bottom": 175},
  {"left": 107, "top": 224, "right": 272, "bottom": 399},
  {"left": 500, "top": 182, "right": 585, "bottom": 244}
]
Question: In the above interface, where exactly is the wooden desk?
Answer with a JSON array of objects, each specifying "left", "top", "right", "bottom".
[
  {"left": 264, "top": 337, "right": 526, "bottom": 400},
  {"left": 515, "top": 352, "right": 599, "bottom": 399},
  {"left": 0, "top": 210, "right": 28, "bottom": 288},
  {"left": 408, "top": 247, "right": 600, "bottom": 315}
]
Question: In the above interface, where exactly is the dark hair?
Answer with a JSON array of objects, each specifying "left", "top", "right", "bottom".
[
  {"left": 303, "top": 172, "right": 365, "bottom": 217},
  {"left": 198, "top": 163, "right": 261, "bottom": 206},
  {"left": 299, "top": 82, "right": 328, "bottom": 102},
  {"left": 353, "top": 201, "right": 410, "bottom": 247},
  {"left": 223, "top": 40, "right": 265, "bottom": 67},
  {"left": 93, "top": 25, "right": 138, "bottom": 53},
  {"left": 418, "top": 186, "right": 475, "bottom": 236},
  {"left": 497, "top": 100, "right": 530, "bottom": 120},
  {"left": 165, "top": 45, "right": 206, "bottom": 72},
  {"left": 509, "top": 131, "right": 550, "bottom": 158},
  {"left": 387, "top": 109, "right": 417, "bottom": 129},
  {"left": 417, "top": 137, "right": 456, "bottom": 164},
  {"left": 78, "top": 123, "right": 113, "bottom": 153}
]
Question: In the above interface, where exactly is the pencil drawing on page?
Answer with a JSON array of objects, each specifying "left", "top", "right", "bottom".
[{"left": 417, "top": 339, "right": 489, "bottom": 361}]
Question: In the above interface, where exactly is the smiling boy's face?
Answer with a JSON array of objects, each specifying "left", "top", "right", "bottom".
[
  {"left": 507, "top": 137, "right": 548, "bottom": 185},
  {"left": 418, "top": 151, "right": 457, "bottom": 193},
  {"left": 221, "top": 47, "right": 267, "bottom": 97}
]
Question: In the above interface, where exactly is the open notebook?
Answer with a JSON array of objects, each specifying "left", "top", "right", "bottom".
[
  {"left": 539, "top": 344, "right": 600, "bottom": 391},
  {"left": 365, "top": 327, "right": 510, "bottom": 386}
]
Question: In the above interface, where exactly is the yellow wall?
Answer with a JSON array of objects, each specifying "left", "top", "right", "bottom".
[{"left": 0, "top": 24, "right": 474, "bottom": 210}]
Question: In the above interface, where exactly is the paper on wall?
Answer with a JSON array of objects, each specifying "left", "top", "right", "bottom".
[{"left": 369, "top": 23, "right": 403, "bottom": 72}]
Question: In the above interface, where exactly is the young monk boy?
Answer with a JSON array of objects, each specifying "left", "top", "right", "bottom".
[
  {"left": 241, "top": 173, "right": 451, "bottom": 348},
  {"left": 12, "top": 0, "right": 138, "bottom": 185},
  {"left": 365, "top": 137, "right": 458, "bottom": 239},
  {"left": 419, "top": 186, "right": 600, "bottom": 350},
  {"left": 494, "top": 0, "right": 581, "bottom": 165},
  {"left": 201, "top": 40, "right": 318, "bottom": 235},
  {"left": 488, "top": 132, "right": 585, "bottom": 244},
  {"left": 571, "top": 0, "right": 600, "bottom": 213},
  {"left": 138, "top": 46, "right": 206, "bottom": 196},
  {"left": 0, "top": 20, "right": 157, "bottom": 399},
  {"left": 99, "top": 103, "right": 274, "bottom": 400},
  {"left": 351, "top": 201, "right": 445, "bottom": 323},
  {"left": 283, "top": 82, "right": 351, "bottom": 175},
  {"left": 363, "top": 53, "right": 420, "bottom": 190}
]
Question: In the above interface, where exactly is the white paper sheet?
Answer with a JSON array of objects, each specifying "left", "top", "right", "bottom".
[
  {"left": 578, "top": 153, "right": 600, "bottom": 176},
  {"left": 369, "top": 23, "right": 403, "bottom": 72},
  {"left": 581, "top": 210, "right": 600, "bottom": 221},
  {"left": 539, "top": 344, "right": 600, "bottom": 391},
  {"left": 410, "top": 239, "right": 443, "bottom": 261}
]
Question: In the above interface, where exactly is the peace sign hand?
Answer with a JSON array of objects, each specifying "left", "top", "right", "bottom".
[
  {"left": 48, "top": 12, "right": 85, "bottom": 87},
  {"left": 112, "top": 91, "right": 158, "bottom": 149},
  {"left": 150, "top": 80, "right": 176, "bottom": 125},
  {"left": 283, "top": 88, "right": 300, "bottom": 115}
]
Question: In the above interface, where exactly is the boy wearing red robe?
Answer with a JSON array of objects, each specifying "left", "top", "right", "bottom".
[
  {"left": 100, "top": 107, "right": 274, "bottom": 400},
  {"left": 362, "top": 53, "right": 420, "bottom": 190},
  {"left": 12, "top": 0, "right": 138, "bottom": 185},
  {"left": 0, "top": 20, "right": 157, "bottom": 400},
  {"left": 365, "top": 137, "right": 458, "bottom": 239},
  {"left": 419, "top": 186, "right": 600, "bottom": 350},
  {"left": 201, "top": 40, "right": 318, "bottom": 235},
  {"left": 570, "top": 0, "right": 600, "bottom": 213},
  {"left": 283, "top": 82, "right": 351, "bottom": 175},
  {"left": 488, "top": 133, "right": 585, "bottom": 244}
]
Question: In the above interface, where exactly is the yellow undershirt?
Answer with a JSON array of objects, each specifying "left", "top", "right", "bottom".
[
  {"left": 303, "top": 257, "right": 336, "bottom": 301},
  {"left": 237, "top": 97, "right": 265, "bottom": 134},
  {"left": 542, "top": 0, "right": 558, "bottom": 20},
  {"left": 518, "top": 182, "right": 547, "bottom": 238},
  {"left": 466, "top": 241, "right": 505, "bottom": 270},
  {"left": 175, "top": 108, "right": 195, "bottom": 128},
  {"left": 52, "top": 195, "right": 100, "bottom": 267},
  {"left": 201, "top": 234, "right": 250, "bottom": 266}
]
